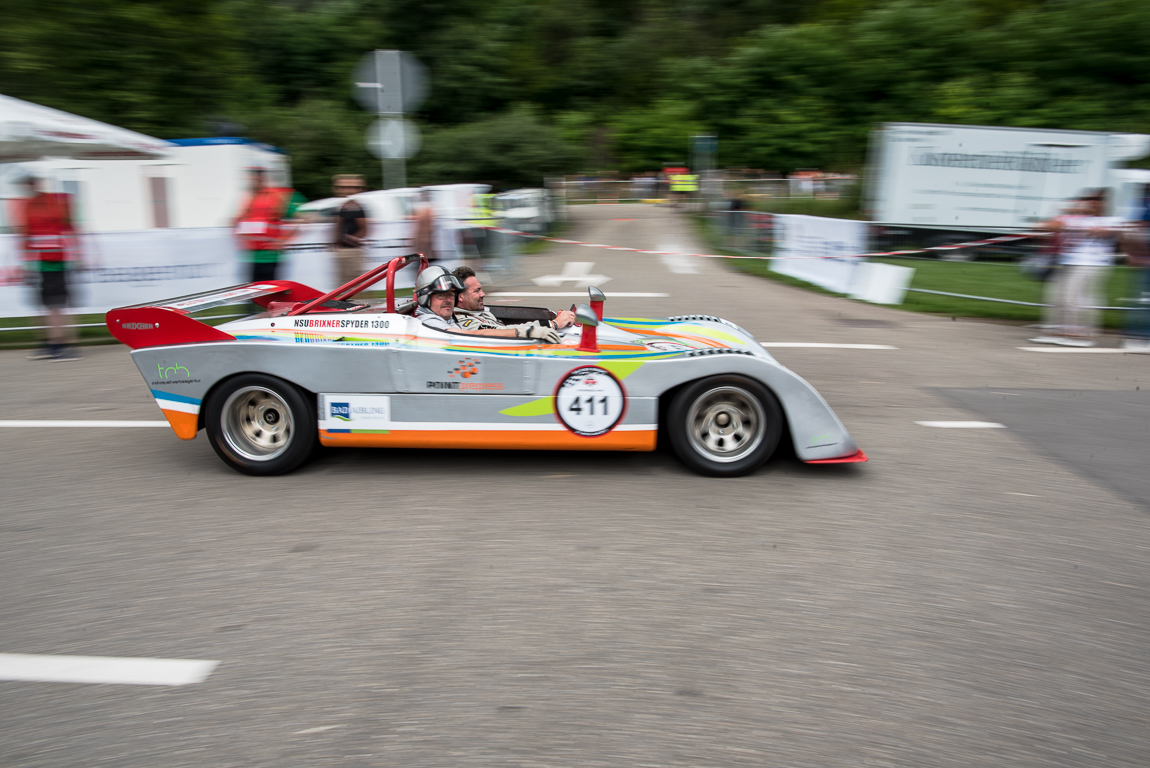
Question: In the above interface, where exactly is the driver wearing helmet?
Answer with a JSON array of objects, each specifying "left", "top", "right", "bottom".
[{"left": 414, "top": 266, "right": 561, "bottom": 342}]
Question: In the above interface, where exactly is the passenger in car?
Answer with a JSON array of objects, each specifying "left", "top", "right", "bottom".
[
  {"left": 413, "top": 267, "right": 560, "bottom": 342},
  {"left": 452, "top": 265, "right": 575, "bottom": 332}
]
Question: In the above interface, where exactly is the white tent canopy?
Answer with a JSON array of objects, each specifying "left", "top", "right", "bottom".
[{"left": 0, "top": 93, "right": 172, "bottom": 163}]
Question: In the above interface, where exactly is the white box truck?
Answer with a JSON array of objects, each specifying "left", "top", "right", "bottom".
[{"left": 867, "top": 122, "right": 1150, "bottom": 230}]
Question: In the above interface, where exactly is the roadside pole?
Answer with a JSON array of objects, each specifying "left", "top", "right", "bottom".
[{"left": 353, "top": 50, "right": 427, "bottom": 189}]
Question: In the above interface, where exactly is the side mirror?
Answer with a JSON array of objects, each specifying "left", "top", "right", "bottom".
[
  {"left": 574, "top": 303, "right": 599, "bottom": 327},
  {"left": 588, "top": 286, "right": 606, "bottom": 303}
]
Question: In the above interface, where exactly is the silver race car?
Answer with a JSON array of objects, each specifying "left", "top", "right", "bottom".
[{"left": 106, "top": 254, "right": 866, "bottom": 477}]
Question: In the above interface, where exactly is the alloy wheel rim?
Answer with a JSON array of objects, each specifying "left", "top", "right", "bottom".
[
  {"left": 221, "top": 386, "right": 293, "bottom": 461},
  {"left": 686, "top": 386, "right": 766, "bottom": 463}
]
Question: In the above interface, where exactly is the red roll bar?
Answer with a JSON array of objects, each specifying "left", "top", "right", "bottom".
[
  {"left": 385, "top": 253, "right": 427, "bottom": 312},
  {"left": 287, "top": 253, "right": 428, "bottom": 317}
]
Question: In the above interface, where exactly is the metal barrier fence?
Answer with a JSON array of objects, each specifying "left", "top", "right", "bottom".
[
  {"left": 706, "top": 210, "right": 1144, "bottom": 312},
  {"left": 549, "top": 176, "right": 858, "bottom": 205}
]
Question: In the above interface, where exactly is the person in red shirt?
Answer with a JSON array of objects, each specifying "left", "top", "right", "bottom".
[
  {"left": 234, "top": 168, "right": 304, "bottom": 282},
  {"left": 17, "top": 175, "right": 80, "bottom": 361}
]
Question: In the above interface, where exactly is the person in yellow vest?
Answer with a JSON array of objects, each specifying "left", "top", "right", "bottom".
[
  {"left": 683, "top": 173, "right": 700, "bottom": 209},
  {"left": 472, "top": 191, "right": 497, "bottom": 256},
  {"left": 669, "top": 172, "right": 693, "bottom": 208}
]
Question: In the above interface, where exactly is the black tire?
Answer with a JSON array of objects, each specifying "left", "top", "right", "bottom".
[
  {"left": 204, "top": 374, "right": 316, "bottom": 476},
  {"left": 666, "top": 375, "right": 783, "bottom": 477}
]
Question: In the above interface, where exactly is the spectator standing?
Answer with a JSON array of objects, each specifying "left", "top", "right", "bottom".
[
  {"left": 412, "top": 189, "right": 437, "bottom": 262},
  {"left": 331, "top": 174, "right": 368, "bottom": 290},
  {"left": 726, "top": 189, "right": 745, "bottom": 246},
  {"left": 17, "top": 175, "right": 80, "bottom": 361},
  {"left": 1122, "top": 186, "right": 1150, "bottom": 351},
  {"left": 234, "top": 168, "right": 305, "bottom": 282},
  {"left": 1029, "top": 196, "right": 1081, "bottom": 329},
  {"left": 1030, "top": 189, "right": 1125, "bottom": 347}
]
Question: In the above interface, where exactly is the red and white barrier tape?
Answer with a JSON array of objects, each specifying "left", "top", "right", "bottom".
[{"left": 485, "top": 226, "right": 1036, "bottom": 261}]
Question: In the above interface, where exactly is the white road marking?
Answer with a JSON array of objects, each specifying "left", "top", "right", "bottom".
[
  {"left": 1006, "top": 492, "right": 1041, "bottom": 497},
  {"left": 0, "top": 653, "right": 218, "bottom": 686},
  {"left": 660, "top": 253, "right": 698, "bottom": 274},
  {"left": 1018, "top": 347, "right": 1128, "bottom": 353},
  {"left": 490, "top": 292, "right": 668, "bottom": 298},
  {"left": 295, "top": 725, "right": 346, "bottom": 735},
  {"left": 916, "top": 421, "right": 1007, "bottom": 429},
  {"left": 532, "top": 262, "right": 612, "bottom": 288},
  {"left": 759, "top": 342, "right": 898, "bottom": 350},
  {"left": 0, "top": 420, "right": 169, "bottom": 428}
]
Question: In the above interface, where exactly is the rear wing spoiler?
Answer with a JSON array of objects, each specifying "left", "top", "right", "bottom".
[{"left": 106, "top": 280, "right": 325, "bottom": 350}]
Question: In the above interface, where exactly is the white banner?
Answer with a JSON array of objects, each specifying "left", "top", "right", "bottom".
[
  {"left": 0, "top": 220, "right": 441, "bottom": 318},
  {"left": 770, "top": 214, "right": 867, "bottom": 295},
  {"left": 870, "top": 123, "right": 1133, "bottom": 229}
]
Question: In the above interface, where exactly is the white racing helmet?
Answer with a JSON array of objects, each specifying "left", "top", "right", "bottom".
[{"left": 414, "top": 265, "right": 464, "bottom": 307}]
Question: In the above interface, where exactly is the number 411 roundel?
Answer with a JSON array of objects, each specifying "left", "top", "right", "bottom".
[{"left": 555, "top": 366, "right": 626, "bottom": 437}]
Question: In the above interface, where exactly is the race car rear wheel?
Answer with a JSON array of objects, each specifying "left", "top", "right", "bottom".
[
  {"left": 667, "top": 376, "right": 782, "bottom": 477},
  {"left": 205, "top": 374, "right": 316, "bottom": 476}
]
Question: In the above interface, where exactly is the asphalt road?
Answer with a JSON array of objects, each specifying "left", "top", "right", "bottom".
[{"left": 2, "top": 204, "right": 1149, "bottom": 767}]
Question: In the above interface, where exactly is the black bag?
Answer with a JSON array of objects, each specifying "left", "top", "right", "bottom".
[
  {"left": 1020, "top": 252, "right": 1058, "bottom": 282},
  {"left": 1020, "top": 232, "right": 1063, "bottom": 282}
]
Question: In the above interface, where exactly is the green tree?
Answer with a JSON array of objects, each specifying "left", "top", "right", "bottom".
[
  {"left": 0, "top": 0, "right": 249, "bottom": 136},
  {"left": 411, "top": 109, "right": 579, "bottom": 189}
]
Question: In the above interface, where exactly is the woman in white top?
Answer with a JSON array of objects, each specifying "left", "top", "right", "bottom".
[{"left": 1031, "top": 190, "right": 1125, "bottom": 347}]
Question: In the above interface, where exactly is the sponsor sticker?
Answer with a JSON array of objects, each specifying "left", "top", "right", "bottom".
[
  {"left": 321, "top": 395, "right": 391, "bottom": 430},
  {"left": 554, "top": 366, "right": 626, "bottom": 437},
  {"left": 292, "top": 318, "right": 382, "bottom": 329},
  {"left": 150, "top": 363, "right": 200, "bottom": 386},
  {"left": 426, "top": 358, "right": 505, "bottom": 391},
  {"left": 449, "top": 358, "right": 481, "bottom": 379},
  {"left": 642, "top": 339, "right": 691, "bottom": 352}
]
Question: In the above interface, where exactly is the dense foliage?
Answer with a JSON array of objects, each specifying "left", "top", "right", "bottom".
[{"left": 3, "top": 0, "right": 1150, "bottom": 197}]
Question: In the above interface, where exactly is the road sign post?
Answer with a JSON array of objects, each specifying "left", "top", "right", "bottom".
[
  {"left": 691, "top": 134, "right": 718, "bottom": 205},
  {"left": 353, "top": 50, "right": 427, "bottom": 189}
]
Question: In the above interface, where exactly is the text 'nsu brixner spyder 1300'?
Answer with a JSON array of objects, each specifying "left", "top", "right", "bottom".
[{"left": 106, "top": 253, "right": 866, "bottom": 477}]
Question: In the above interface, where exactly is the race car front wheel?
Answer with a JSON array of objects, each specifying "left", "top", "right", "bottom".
[
  {"left": 667, "top": 376, "right": 782, "bottom": 477},
  {"left": 205, "top": 374, "right": 316, "bottom": 476}
]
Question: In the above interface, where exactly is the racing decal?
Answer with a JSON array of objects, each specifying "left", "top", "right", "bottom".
[
  {"left": 805, "top": 432, "right": 841, "bottom": 449},
  {"left": 156, "top": 363, "right": 190, "bottom": 379},
  {"left": 500, "top": 361, "right": 645, "bottom": 418},
  {"left": 425, "top": 381, "right": 506, "bottom": 391},
  {"left": 641, "top": 338, "right": 691, "bottom": 352},
  {"left": 291, "top": 318, "right": 387, "bottom": 329},
  {"left": 150, "top": 363, "right": 200, "bottom": 386},
  {"left": 449, "top": 358, "right": 481, "bottom": 380},
  {"left": 150, "top": 389, "right": 201, "bottom": 440},
  {"left": 150, "top": 389, "right": 201, "bottom": 414},
  {"left": 426, "top": 357, "right": 506, "bottom": 391},
  {"left": 319, "top": 395, "right": 392, "bottom": 433},
  {"left": 554, "top": 366, "right": 626, "bottom": 438}
]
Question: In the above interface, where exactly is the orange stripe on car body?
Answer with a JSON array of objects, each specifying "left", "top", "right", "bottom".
[
  {"left": 319, "top": 429, "right": 657, "bottom": 451},
  {"left": 161, "top": 409, "right": 199, "bottom": 440}
]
